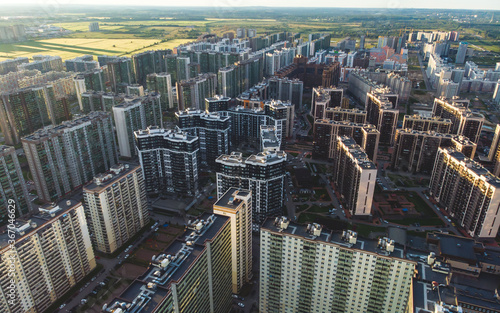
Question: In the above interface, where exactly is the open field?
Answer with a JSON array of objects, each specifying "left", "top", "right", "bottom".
[{"left": 0, "top": 38, "right": 192, "bottom": 61}]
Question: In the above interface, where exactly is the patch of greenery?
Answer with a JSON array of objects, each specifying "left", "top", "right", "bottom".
[
  {"left": 350, "top": 224, "right": 386, "bottom": 238},
  {"left": 308, "top": 204, "right": 329, "bottom": 213},
  {"left": 296, "top": 204, "right": 310, "bottom": 213}
]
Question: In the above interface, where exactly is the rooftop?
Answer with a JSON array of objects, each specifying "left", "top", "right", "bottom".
[
  {"left": 214, "top": 188, "right": 251, "bottom": 210},
  {"left": 134, "top": 126, "right": 197, "bottom": 143},
  {"left": 339, "top": 136, "right": 376, "bottom": 169},
  {"left": 175, "top": 109, "right": 229, "bottom": 121},
  {"left": 104, "top": 213, "right": 229, "bottom": 313},
  {"left": 0, "top": 145, "right": 15, "bottom": 156},
  {"left": 0, "top": 199, "right": 80, "bottom": 251},
  {"left": 22, "top": 111, "right": 111, "bottom": 142},
  {"left": 440, "top": 148, "right": 500, "bottom": 188},
  {"left": 216, "top": 151, "right": 287, "bottom": 166},
  {"left": 262, "top": 217, "right": 410, "bottom": 260},
  {"left": 83, "top": 163, "right": 140, "bottom": 191}
]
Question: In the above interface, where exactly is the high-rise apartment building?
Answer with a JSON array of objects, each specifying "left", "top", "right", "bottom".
[
  {"left": 366, "top": 91, "right": 399, "bottom": 145},
  {"left": 312, "top": 119, "right": 379, "bottom": 162},
  {"left": 177, "top": 73, "right": 217, "bottom": 110},
  {"left": 324, "top": 107, "right": 367, "bottom": 124},
  {"left": 176, "top": 109, "right": 230, "bottom": 167},
  {"left": 205, "top": 95, "right": 230, "bottom": 112},
  {"left": 113, "top": 93, "right": 163, "bottom": 158},
  {"left": 126, "top": 84, "right": 145, "bottom": 97},
  {"left": 132, "top": 50, "right": 170, "bottom": 85},
  {"left": 432, "top": 97, "right": 484, "bottom": 143},
  {"left": 430, "top": 148, "right": 500, "bottom": 238},
  {"left": 331, "top": 136, "right": 376, "bottom": 216},
  {"left": 267, "top": 77, "right": 303, "bottom": 109},
  {"left": 0, "top": 57, "right": 28, "bottom": 75},
  {"left": 312, "top": 87, "right": 343, "bottom": 119},
  {"left": 73, "top": 68, "right": 105, "bottom": 93},
  {"left": 18, "top": 55, "right": 63, "bottom": 73},
  {"left": 106, "top": 57, "right": 135, "bottom": 93},
  {"left": 80, "top": 91, "right": 123, "bottom": 114},
  {"left": 402, "top": 114, "right": 453, "bottom": 133},
  {"left": 146, "top": 72, "right": 175, "bottom": 111},
  {"left": 83, "top": 163, "right": 149, "bottom": 254},
  {"left": 260, "top": 125, "right": 281, "bottom": 152},
  {"left": 218, "top": 65, "right": 240, "bottom": 98},
  {"left": 488, "top": 124, "right": 500, "bottom": 176},
  {"left": 165, "top": 55, "right": 191, "bottom": 84},
  {"left": 456, "top": 42, "right": 468, "bottom": 64},
  {"left": 213, "top": 188, "right": 252, "bottom": 294},
  {"left": 104, "top": 213, "right": 232, "bottom": 313},
  {"left": 0, "top": 200, "right": 96, "bottom": 313},
  {"left": 260, "top": 218, "right": 416, "bottom": 313},
  {"left": 0, "top": 85, "right": 72, "bottom": 145},
  {"left": 391, "top": 129, "right": 476, "bottom": 173},
  {"left": 0, "top": 145, "right": 32, "bottom": 223},
  {"left": 22, "top": 111, "right": 118, "bottom": 202},
  {"left": 216, "top": 151, "right": 286, "bottom": 223},
  {"left": 225, "top": 100, "right": 294, "bottom": 147},
  {"left": 135, "top": 127, "right": 199, "bottom": 196},
  {"left": 89, "top": 22, "right": 99, "bottom": 32},
  {"left": 348, "top": 70, "right": 411, "bottom": 104},
  {"left": 65, "top": 55, "right": 99, "bottom": 72}
]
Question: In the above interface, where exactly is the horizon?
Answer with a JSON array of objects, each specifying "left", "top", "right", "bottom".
[{"left": 2, "top": 1, "right": 500, "bottom": 11}]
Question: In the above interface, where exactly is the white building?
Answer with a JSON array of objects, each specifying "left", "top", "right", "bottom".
[{"left": 113, "top": 94, "right": 162, "bottom": 158}]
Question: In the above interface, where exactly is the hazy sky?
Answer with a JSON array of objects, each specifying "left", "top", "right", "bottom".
[{"left": 8, "top": 0, "right": 500, "bottom": 10}]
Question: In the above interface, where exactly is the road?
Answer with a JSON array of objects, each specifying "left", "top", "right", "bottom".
[{"left": 63, "top": 223, "right": 163, "bottom": 312}]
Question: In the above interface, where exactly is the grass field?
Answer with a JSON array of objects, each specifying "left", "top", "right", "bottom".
[{"left": 0, "top": 38, "right": 192, "bottom": 61}]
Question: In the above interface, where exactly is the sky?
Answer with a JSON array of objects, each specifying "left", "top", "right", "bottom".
[{"left": 6, "top": 0, "right": 500, "bottom": 10}]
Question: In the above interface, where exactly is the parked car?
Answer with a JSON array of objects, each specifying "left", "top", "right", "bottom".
[{"left": 238, "top": 303, "right": 245, "bottom": 308}]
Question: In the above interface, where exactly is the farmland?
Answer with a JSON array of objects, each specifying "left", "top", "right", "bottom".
[
  {"left": 0, "top": 7, "right": 498, "bottom": 62},
  {"left": 0, "top": 38, "right": 192, "bottom": 61}
]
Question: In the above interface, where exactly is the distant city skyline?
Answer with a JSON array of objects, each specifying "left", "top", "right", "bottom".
[{"left": 5, "top": 0, "right": 500, "bottom": 11}]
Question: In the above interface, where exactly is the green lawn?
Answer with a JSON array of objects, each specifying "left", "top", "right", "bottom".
[
  {"left": 296, "top": 204, "right": 310, "bottom": 213},
  {"left": 297, "top": 212, "right": 321, "bottom": 224},
  {"left": 350, "top": 224, "right": 387, "bottom": 238},
  {"left": 386, "top": 217, "right": 443, "bottom": 226},
  {"left": 308, "top": 204, "right": 330, "bottom": 213}
]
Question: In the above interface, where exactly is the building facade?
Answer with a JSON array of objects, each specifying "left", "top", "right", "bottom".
[
  {"left": 213, "top": 188, "right": 252, "bottom": 294},
  {"left": 83, "top": 164, "right": 149, "bottom": 254},
  {"left": 260, "top": 218, "right": 416, "bottom": 313},
  {"left": 0, "top": 85, "right": 72, "bottom": 145},
  {"left": 216, "top": 151, "right": 286, "bottom": 223},
  {"left": 0, "top": 145, "right": 32, "bottom": 223},
  {"left": 113, "top": 93, "right": 163, "bottom": 158},
  {"left": 313, "top": 119, "right": 379, "bottom": 162},
  {"left": 22, "top": 111, "right": 118, "bottom": 202},
  {"left": 432, "top": 97, "right": 484, "bottom": 144},
  {"left": 135, "top": 127, "right": 199, "bottom": 196},
  {"left": 430, "top": 148, "right": 500, "bottom": 238},
  {"left": 331, "top": 136, "right": 377, "bottom": 216},
  {"left": 391, "top": 129, "right": 476, "bottom": 173},
  {"left": 366, "top": 91, "right": 399, "bottom": 145},
  {"left": 176, "top": 109, "right": 230, "bottom": 167},
  {"left": 0, "top": 200, "right": 96, "bottom": 313}
]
